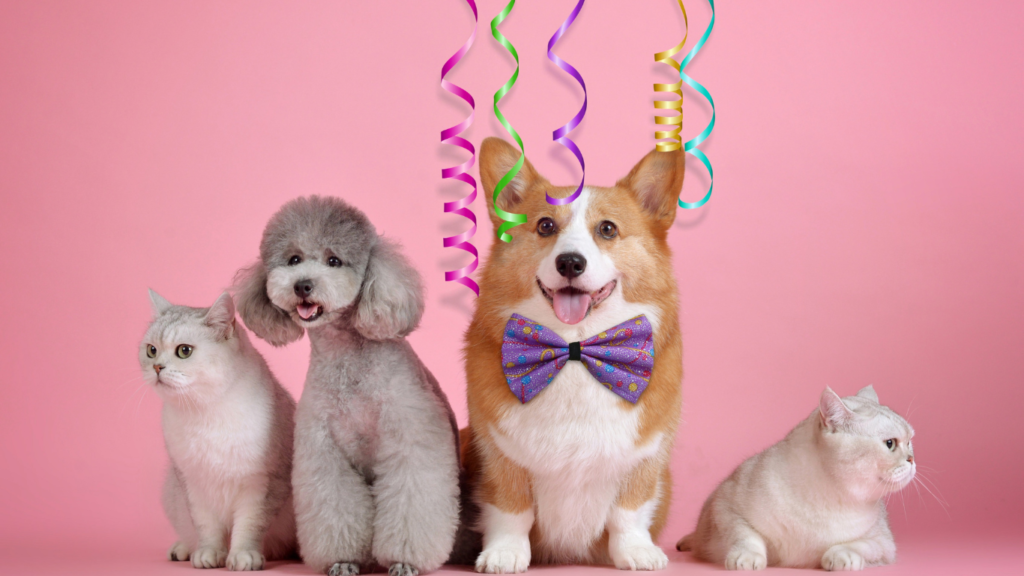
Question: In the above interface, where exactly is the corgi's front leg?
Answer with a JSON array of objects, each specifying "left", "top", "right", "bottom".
[
  {"left": 607, "top": 460, "right": 669, "bottom": 571},
  {"left": 474, "top": 439, "right": 534, "bottom": 574}
]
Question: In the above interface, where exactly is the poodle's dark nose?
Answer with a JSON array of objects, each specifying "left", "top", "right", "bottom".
[
  {"left": 294, "top": 279, "right": 314, "bottom": 298},
  {"left": 556, "top": 252, "right": 587, "bottom": 279}
]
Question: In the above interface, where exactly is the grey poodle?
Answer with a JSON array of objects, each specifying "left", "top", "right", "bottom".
[{"left": 235, "top": 196, "right": 460, "bottom": 576}]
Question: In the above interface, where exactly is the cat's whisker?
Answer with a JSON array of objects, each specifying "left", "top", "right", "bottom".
[
  {"left": 133, "top": 386, "right": 150, "bottom": 420},
  {"left": 119, "top": 382, "right": 149, "bottom": 420},
  {"left": 914, "top": 472, "right": 950, "bottom": 510}
]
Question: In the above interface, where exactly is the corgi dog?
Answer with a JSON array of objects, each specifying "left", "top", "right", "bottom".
[{"left": 462, "top": 138, "right": 685, "bottom": 572}]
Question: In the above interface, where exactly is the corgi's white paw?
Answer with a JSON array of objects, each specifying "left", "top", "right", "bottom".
[
  {"left": 167, "top": 541, "right": 190, "bottom": 562},
  {"left": 822, "top": 546, "right": 865, "bottom": 571},
  {"left": 612, "top": 543, "right": 669, "bottom": 571},
  {"left": 226, "top": 548, "right": 265, "bottom": 571},
  {"left": 725, "top": 547, "right": 767, "bottom": 571},
  {"left": 191, "top": 546, "right": 227, "bottom": 569},
  {"left": 475, "top": 545, "right": 530, "bottom": 573}
]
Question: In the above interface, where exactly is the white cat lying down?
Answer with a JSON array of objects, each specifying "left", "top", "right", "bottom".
[{"left": 677, "top": 386, "right": 916, "bottom": 571}]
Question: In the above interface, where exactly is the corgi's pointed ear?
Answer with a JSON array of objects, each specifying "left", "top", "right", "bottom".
[
  {"left": 480, "top": 137, "right": 545, "bottom": 229},
  {"left": 616, "top": 147, "right": 685, "bottom": 230},
  {"left": 148, "top": 289, "right": 173, "bottom": 316}
]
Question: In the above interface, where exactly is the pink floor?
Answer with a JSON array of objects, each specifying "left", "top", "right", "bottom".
[{"left": 3, "top": 535, "right": 1021, "bottom": 576}]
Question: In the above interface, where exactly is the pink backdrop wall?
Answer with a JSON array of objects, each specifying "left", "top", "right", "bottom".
[{"left": 2, "top": 0, "right": 1022, "bottom": 566}]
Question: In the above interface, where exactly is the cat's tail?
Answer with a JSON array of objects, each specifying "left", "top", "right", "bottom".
[{"left": 676, "top": 533, "right": 694, "bottom": 552}]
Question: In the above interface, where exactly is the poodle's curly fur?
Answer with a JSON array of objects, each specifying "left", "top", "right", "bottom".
[{"left": 235, "top": 196, "right": 460, "bottom": 575}]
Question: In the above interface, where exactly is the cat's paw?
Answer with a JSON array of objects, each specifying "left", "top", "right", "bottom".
[
  {"left": 725, "top": 548, "right": 767, "bottom": 571},
  {"left": 822, "top": 546, "right": 865, "bottom": 571},
  {"left": 475, "top": 545, "right": 531, "bottom": 573},
  {"left": 611, "top": 543, "right": 669, "bottom": 571},
  {"left": 191, "top": 546, "right": 228, "bottom": 569},
  {"left": 167, "top": 541, "right": 190, "bottom": 562},
  {"left": 226, "top": 549, "right": 265, "bottom": 571},
  {"left": 328, "top": 562, "right": 360, "bottom": 576},
  {"left": 388, "top": 563, "right": 419, "bottom": 576}
]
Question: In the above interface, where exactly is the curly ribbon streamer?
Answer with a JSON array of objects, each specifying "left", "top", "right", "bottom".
[
  {"left": 655, "top": 0, "right": 716, "bottom": 209},
  {"left": 441, "top": 0, "right": 480, "bottom": 294},
  {"left": 545, "top": 0, "right": 587, "bottom": 206},
  {"left": 653, "top": 2, "right": 685, "bottom": 153},
  {"left": 490, "top": 0, "right": 529, "bottom": 242}
]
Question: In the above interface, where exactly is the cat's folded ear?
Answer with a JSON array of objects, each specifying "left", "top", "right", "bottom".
[
  {"left": 148, "top": 289, "right": 173, "bottom": 316},
  {"left": 819, "top": 387, "right": 854, "bottom": 431},
  {"left": 204, "top": 292, "right": 236, "bottom": 339},
  {"left": 856, "top": 385, "right": 879, "bottom": 403},
  {"left": 233, "top": 261, "right": 304, "bottom": 347},
  {"left": 354, "top": 237, "right": 424, "bottom": 341}
]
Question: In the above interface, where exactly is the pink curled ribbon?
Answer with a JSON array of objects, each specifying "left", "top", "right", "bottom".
[
  {"left": 441, "top": 0, "right": 480, "bottom": 295},
  {"left": 546, "top": 0, "right": 587, "bottom": 206}
]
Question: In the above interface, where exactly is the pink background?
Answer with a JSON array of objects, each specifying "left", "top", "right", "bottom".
[{"left": 2, "top": 1, "right": 1022, "bottom": 574}]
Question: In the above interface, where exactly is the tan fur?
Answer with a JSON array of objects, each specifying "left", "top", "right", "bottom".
[{"left": 464, "top": 138, "right": 685, "bottom": 567}]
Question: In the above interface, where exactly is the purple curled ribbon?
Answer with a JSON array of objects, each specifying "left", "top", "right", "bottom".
[
  {"left": 546, "top": 0, "right": 587, "bottom": 206},
  {"left": 441, "top": 0, "right": 480, "bottom": 295}
]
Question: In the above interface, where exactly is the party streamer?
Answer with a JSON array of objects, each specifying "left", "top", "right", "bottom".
[
  {"left": 490, "top": 0, "right": 528, "bottom": 242},
  {"left": 655, "top": 0, "right": 716, "bottom": 209},
  {"left": 441, "top": 0, "right": 480, "bottom": 294},
  {"left": 545, "top": 0, "right": 587, "bottom": 206}
]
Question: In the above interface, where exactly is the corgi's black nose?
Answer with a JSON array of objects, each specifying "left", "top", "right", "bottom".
[
  {"left": 294, "top": 279, "right": 314, "bottom": 297},
  {"left": 556, "top": 252, "right": 587, "bottom": 279}
]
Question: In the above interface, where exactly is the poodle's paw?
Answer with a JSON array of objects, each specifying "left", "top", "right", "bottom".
[
  {"left": 822, "top": 546, "right": 865, "bottom": 571},
  {"left": 388, "top": 563, "right": 419, "bottom": 576},
  {"left": 226, "top": 549, "right": 265, "bottom": 571},
  {"left": 167, "top": 541, "right": 190, "bottom": 562},
  {"left": 475, "top": 545, "right": 531, "bottom": 574},
  {"left": 611, "top": 543, "right": 669, "bottom": 571},
  {"left": 328, "top": 562, "right": 360, "bottom": 576},
  {"left": 724, "top": 547, "right": 767, "bottom": 571},
  {"left": 191, "top": 546, "right": 228, "bottom": 569}
]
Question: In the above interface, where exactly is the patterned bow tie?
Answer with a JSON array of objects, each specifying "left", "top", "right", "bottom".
[{"left": 501, "top": 314, "right": 655, "bottom": 404}]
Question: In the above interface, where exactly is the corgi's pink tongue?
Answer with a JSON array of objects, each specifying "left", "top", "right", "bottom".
[
  {"left": 296, "top": 303, "right": 318, "bottom": 320},
  {"left": 553, "top": 290, "right": 591, "bottom": 325}
]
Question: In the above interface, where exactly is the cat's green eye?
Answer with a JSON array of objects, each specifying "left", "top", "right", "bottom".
[
  {"left": 176, "top": 344, "right": 193, "bottom": 359},
  {"left": 885, "top": 439, "right": 897, "bottom": 451},
  {"left": 146, "top": 345, "right": 157, "bottom": 358}
]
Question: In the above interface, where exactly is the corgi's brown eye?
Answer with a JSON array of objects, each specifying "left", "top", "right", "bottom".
[
  {"left": 176, "top": 345, "right": 193, "bottom": 359},
  {"left": 599, "top": 221, "right": 618, "bottom": 239},
  {"left": 885, "top": 439, "right": 897, "bottom": 451},
  {"left": 288, "top": 255, "right": 302, "bottom": 266},
  {"left": 537, "top": 217, "right": 557, "bottom": 237},
  {"left": 146, "top": 345, "right": 157, "bottom": 358},
  {"left": 328, "top": 256, "right": 343, "bottom": 267}
]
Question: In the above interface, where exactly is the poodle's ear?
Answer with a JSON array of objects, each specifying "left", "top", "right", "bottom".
[
  {"left": 354, "top": 237, "right": 424, "bottom": 341},
  {"left": 232, "top": 261, "right": 304, "bottom": 347}
]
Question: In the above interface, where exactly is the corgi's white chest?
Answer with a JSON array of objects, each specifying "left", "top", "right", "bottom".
[{"left": 492, "top": 294, "right": 664, "bottom": 558}]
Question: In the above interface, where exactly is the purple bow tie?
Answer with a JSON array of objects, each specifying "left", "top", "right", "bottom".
[{"left": 501, "top": 314, "right": 655, "bottom": 404}]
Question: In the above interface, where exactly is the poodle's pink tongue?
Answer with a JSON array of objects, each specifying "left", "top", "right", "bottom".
[
  {"left": 296, "top": 303, "right": 318, "bottom": 320},
  {"left": 553, "top": 290, "right": 591, "bottom": 325}
]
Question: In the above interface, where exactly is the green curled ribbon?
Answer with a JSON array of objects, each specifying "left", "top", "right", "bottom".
[
  {"left": 677, "top": 0, "right": 715, "bottom": 209},
  {"left": 490, "top": 0, "right": 528, "bottom": 243}
]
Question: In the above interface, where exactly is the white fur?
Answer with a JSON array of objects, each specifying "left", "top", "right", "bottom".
[
  {"left": 484, "top": 189, "right": 666, "bottom": 565},
  {"left": 680, "top": 386, "right": 914, "bottom": 571},
  {"left": 475, "top": 505, "right": 534, "bottom": 574},
  {"left": 141, "top": 292, "right": 297, "bottom": 570}
]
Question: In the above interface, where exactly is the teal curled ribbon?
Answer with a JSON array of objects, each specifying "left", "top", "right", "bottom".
[
  {"left": 490, "top": 0, "right": 528, "bottom": 242},
  {"left": 677, "top": 0, "right": 716, "bottom": 210},
  {"left": 441, "top": 0, "right": 480, "bottom": 294}
]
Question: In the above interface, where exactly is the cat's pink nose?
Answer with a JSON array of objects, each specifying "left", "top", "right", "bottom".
[
  {"left": 907, "top": 455, "right": 914, "bottom": 463},
  {"left": 153, "top": 364, "right": 164, "bottom": 374}
]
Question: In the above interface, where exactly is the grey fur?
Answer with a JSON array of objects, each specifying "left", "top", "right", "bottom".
[{"left": 236, "top": 196, "right": 460, "bottom": 575}]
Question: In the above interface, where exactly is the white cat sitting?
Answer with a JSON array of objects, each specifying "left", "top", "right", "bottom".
[
  {"left": 677, "top": 386, "right": 915, "bottom": 571},
  {"left": 140, "top": 290, "right": 297, "bottom": 570}
]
